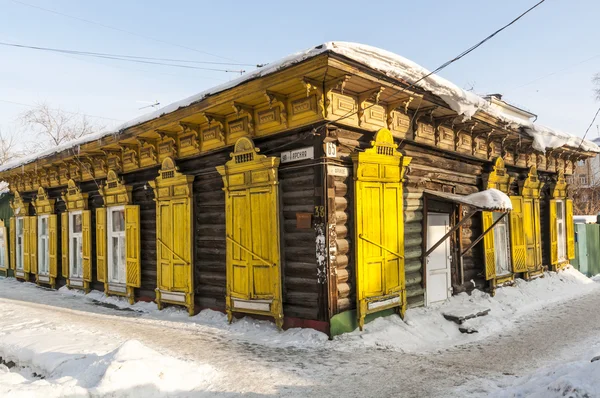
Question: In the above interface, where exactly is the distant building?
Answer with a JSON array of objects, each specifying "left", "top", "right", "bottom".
[{"left": 569, "top": 137, "right": 600, "bottom": 214}]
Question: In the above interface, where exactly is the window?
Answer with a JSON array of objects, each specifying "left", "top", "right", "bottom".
[
  {"left": 580, "top": 176, "right": 588, "bottom": 185},
  {"left": 38, "top": 215, "right": 49, "bottom": 275},
  {"left": 493, "top": 213, "right": 511, "bottom": 276},
  {"left": 107, "top": 206, "right": 126, "bottom": 284},
  {"left": 69, "top": 211, "right": 83, "bottom": 278},
  {"left": 0, "top": 227, "right": 5, "bottom": 269},
  {"left": 16, "top": 217, "right": 24, "bottom": 270},
  {"left": 556, "top": 200, "right": 567, "bottom": 261}
]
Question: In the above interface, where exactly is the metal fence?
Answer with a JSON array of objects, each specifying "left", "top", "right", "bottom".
[{"left": 572, "top": 223, "right": 600, "bottom": 277}]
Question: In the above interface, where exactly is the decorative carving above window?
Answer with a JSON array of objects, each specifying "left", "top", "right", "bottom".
[
  {"left": 9, "top": 191, "right": 30, "bottom": 216},
  {"left": 61, "top": 179, "right": 88, "bottom": 211},
  {"left": 484, "top": 157, "right": 514, "bottom": 194},
  {"left": 33, "top": 187, "right": 56, "bottom": 215},
  {"left": 519, "top": 166, "right": 544, "bottom": 199},
  {"left": 99, "top": 169, "right": 132, "bottom": 206}
]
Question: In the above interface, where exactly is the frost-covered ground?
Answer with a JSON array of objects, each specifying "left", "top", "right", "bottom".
[{"left": 0, "top": 267, "right": 599, "bottom": 397}]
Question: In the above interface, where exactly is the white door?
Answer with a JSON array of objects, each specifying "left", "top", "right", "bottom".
[
  {"left": 426, "top": 212, "right": 452, "bottom": 305},
  {"left": 107, "top": 206, "right": 126, "bottom": 284},
  {"left": 493, "top": 212, "right": 511, "bottom": 276}
]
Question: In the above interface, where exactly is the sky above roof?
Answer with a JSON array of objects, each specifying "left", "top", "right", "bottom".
[{"left": 1, "top": 0, "right": 600, "bottom": 151}]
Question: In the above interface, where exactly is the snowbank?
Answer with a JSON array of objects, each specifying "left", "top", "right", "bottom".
[
  {"left": 58, "top": 285, "right": 157, "bottom": 313},
  {"left": 193, "top": 309, "right": 329, "bottom": 349},
  {"left": 334, "top": 267, "right": 598, "bottom": 353},
  {"left": 1, "top": 42, "right": 597, "bottom": 174},
  {"left": 494, "top": 352, "right": 600, "bottom": 397},
  {"left": 0, "top": 337, "right": 217, "bottom": 397},
  {"left": 55, "top": 283, "right": 328, "bottom": 349}
]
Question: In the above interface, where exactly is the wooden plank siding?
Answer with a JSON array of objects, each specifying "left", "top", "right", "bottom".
[
  {"left": 173, "top": 127, "right": 327, "bottom": 320},
  {"left": 126, "top": 168, "right": 159, "bottom": 301}
]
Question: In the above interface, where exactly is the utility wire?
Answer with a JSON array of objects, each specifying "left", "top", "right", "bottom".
[
  {"left": 575, "top": 107, "right": 600, "bottom": 153},
  {"left": 9, "top": 0, "right": 243, "bottom": 63},
  {"left": 508, "top": 54, "right": 600, "bottom": 92},
  {"left": 0, "top": 41, "right": 247, "bottom": 73},
  {"left": 326, "top": 0, "right": 546, "bottom": 126},
  {"left": 1, "top": 41, "right": 255, "bottom": 66},
  {"left": 0, "top": 99, "right": 125, "bottom": 122}
]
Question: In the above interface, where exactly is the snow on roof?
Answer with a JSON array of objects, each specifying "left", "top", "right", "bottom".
[
  {"left": 1, "top": 42, "right": 597, "bottom": 174},
  {"left": 424, "top": 188, "right": 512, "bottom": 211},
  {"left": 462, "top": 188, "right": 513, "bottom": 211},
  {"left": 0, "top": 181, "right": 9, "bottom": 195}
]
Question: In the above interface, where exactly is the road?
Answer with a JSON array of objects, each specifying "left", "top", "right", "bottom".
[{"left": 0, "top": 279, "right": 599, "bottom": 397}]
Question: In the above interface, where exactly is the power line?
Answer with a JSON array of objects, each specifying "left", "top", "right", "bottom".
[
  {"left": 0, "top": 41, "right": 247, "bottom": 73},
  {"left": 508, "top": 54, "right": 600, "bottom": 92},
  {"left": 0, "top": 99, "right": 125, "bottom": 122},
  {"left": 9, "top": 0, "right": 243, "bottom": 63},
  {"left": 327, "top": 0, "right": 546, "bottom": 126},
  {"left": 576, "top": 107, "right": 600, "bottom": 153},
  {"left": 2, "top": 41, "right": 256, "bottom": 67}
]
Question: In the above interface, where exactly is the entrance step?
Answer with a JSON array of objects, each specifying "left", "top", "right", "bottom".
[
  {"left": 441, "top": 303, "right": 491, "bottom": 324},
  {"left": 458, "top": 326, "right": 479, "bottom": 334}
]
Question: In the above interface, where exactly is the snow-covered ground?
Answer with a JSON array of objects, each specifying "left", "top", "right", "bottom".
[
  {"left": 492, "top": 349, "right": 600, "bottom": 398},
  {"left": 337, "top": 267, "right": 597, "bottom": 353},
  {"left": 0, "top": 267, "right": 599, "bottom": 397}
]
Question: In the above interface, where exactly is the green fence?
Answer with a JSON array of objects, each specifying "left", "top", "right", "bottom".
[
  {"left": 572, "top": 223, "right": 600, "bottom": 277},
  {"left": 0, "top": 192, "right": 13, "bottom": 277}
]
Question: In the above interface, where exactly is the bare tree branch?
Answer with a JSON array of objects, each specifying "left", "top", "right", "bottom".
[
  {"left": 19, "top": 102, "right": 102, "bottom": 153},
  {"left": 0, "top": 131, "right": 20, "bottom": 165}
]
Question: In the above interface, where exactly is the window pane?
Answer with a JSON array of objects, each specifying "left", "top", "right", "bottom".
[
  {"left": 73, "top": 214, "right": 82, "bottom": 233},
  {"left": 556, "top": 201, "right": 563, "bottom": 221},
  {"left": 72, "top": 237, "right": 78, "bottom": 268},
  {"left": 41, "top": 218, "right": 48, "bottom": 235},
  {"left": 119, "top": 236, "right": 126, "bottom": 266},
  {"left": 17, "top": 219, "right": 23, "bottom": 235},
  {"left": 112, "top": 237, "right": 119, "bottom": 276},
  {"left": 112, "top": 210, "right": 125, "bottom": 232}
]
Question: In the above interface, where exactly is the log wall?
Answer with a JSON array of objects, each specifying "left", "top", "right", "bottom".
[{"left": 177, "top": 128, "right": 326, "bottom": 321}]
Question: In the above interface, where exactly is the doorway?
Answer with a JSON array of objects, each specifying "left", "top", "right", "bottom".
[{"left": 426, "top": 212, "right": 451, "bottom": 305}]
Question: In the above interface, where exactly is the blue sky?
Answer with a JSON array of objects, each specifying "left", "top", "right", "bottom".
[{"left": 1, "top": 0, "right": 600, "bottom": 148}]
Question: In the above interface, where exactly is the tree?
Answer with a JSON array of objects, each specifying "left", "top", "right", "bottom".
[
  {"left": 19, "top": 103, "right": 102, "bottom": 152},
  {"left": 0, "top": 130, "right": 19, "bottom": 165},
  {"left": 594, "top": 73, "right": 600, "bottom": 101}
]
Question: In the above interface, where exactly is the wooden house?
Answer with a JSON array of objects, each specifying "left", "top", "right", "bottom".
[{"left": 0, "top": 42, "right": 595, "bottom": 335}]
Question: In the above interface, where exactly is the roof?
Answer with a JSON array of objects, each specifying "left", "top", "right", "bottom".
[
  {"left": 424, "top": 188, "right": 513, "bottom": 211},
  {"left": 1, "top": 41, "right": 598, "bottom": 174}
]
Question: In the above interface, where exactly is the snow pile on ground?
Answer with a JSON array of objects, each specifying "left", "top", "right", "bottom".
[
  {"left": 2, "top": 42, "right": 597, "bottom": 174},
  {"left": 462, "top": 188, "right": 512, "bottom": 211},
  {"left": 61, "top": 284, "right": 329, "bottom": 348},
  {"left": 58, "top": 285, "right": 157, "bottom": 313},
  {"left": 335, "top": 267, "right": 598, "bottom": 353},
  {"left": 0, "top": 336, "right": 217, "bottom": 397},
  {"left": 494, "top": 352, "right": 600, "bottom": 397},
  {"left": 194, "top": 309, "right": 329, "bottom": 349}
]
